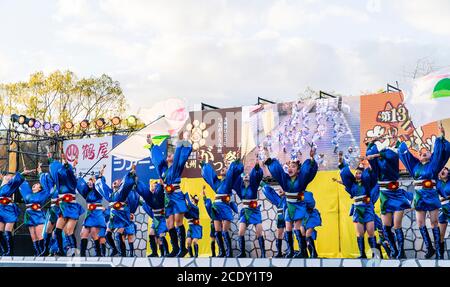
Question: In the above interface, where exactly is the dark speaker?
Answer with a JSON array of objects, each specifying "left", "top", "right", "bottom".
[{"left": 12, "top": 234, "right": 34, "bottom": 256}]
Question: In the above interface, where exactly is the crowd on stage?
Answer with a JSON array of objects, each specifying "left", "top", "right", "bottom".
[{"left": 0, "top": 123, "right": 449, "bottom": 260}]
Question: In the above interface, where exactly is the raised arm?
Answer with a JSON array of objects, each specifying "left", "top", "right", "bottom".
[
  {"left": 398, "top": 142, "right": 420, "bottom": 176},
  {"left": 135, "top": 180, "right": 151, "bottom": 202},
  {"left": 298, "top": 158, "right": 318, "bottom": 191},
  {"left": 76, "top": 178, "right": 90, "bottom": 199},
  {"left": 95, "top": 176, "right": 113, "bottom": 201},
  {"left": 298, "top": 148, "right": 319, "bottom": 189},
  {"left": 18, "top": 180, "right": 32, "bottom": 199},
  {"left": 172, "top": 141, "right": 193, "bottom": 178},
  {"left": 249, "top": 163, "right": 264, "bottom": 193},
  {"left": 430, "top": 136, "right": 450, "bottom": 176},
  {"left": 116, "top": 169, "right": 137, "bottom": 202},
  {"left": 39, "top": 170, "right": 55, "bottom": 195},
  {"left": 339, "top": 161, "right": 356, "bottom": 196},
  {"left": 261, "top": 183, "right": 281, "bottom": 207},
  {"left": 366, "top": 142, "right": 381, "bottom": 178},
  {"left": 127, "top": 189, "right": 140, "bottom": 214},
  {"left": 202, "top": 187, "right": 214, "bottom": 219},
  {"left": 6, "top": 172, "right": 26, "bottom": 192},
  {"left": 223, "top": 160, "right": 244, "bottom": 192},
  {"left": 264, "top": 158, "right": 290, "bottom": 192},
  {"left": 200, "top": 162, "right": 220, "bottom": 191},
  {"left": 142, "top": 202, "right": 154, "bottom": 218},
  {"left": 150, "top": 144, "right": 168, "bottom": 179}
]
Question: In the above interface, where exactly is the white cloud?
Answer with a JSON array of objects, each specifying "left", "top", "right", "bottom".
[
  {"left": 54, "top": 0, "right": 91, "bottom": 21},
  {"left": 395, "top": 0, "right": 450, "bottom": 36}
]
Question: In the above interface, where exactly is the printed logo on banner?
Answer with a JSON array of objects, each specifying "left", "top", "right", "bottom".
[{"left": 65, "top": 144, "right": 79, "bottom": 163}]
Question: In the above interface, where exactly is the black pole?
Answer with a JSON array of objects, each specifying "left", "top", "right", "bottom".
[{"left": 81, "top": 115, "right": 166, "bottom": 177}]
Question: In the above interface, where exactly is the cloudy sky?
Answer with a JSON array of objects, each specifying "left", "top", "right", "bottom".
[{"left": 0, "top": 0, "right": 449, "bottom": 112}]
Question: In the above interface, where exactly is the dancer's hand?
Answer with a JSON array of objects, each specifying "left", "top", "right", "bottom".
[
  {"left": 99, "top": 164, "right": 106, "bottom": 176},
  {"left": 338, "top": 151, "right": 344, "bottom": 164},
  {"left": 37, "top": 162, "right": 42, "bottom": 174},
  {"left": 310, "top": 147, "right": 316, "bottom": 159},
  {"left": 439, "top": 121, "right": 445, "bottom": 137}
]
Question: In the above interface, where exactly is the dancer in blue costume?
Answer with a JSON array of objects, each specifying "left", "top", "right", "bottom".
[
  {"left": 366, "top": 136, "right": 413, "bottom": 259},
  {"left": 334, "top": 151, "right": 379, "bottom": 259},
  {"left": 438, "top": 167, "right": 450, "bottom": 259},
  {"left": 77, "top": 165, "right": 108, "bottom": 257},
  {"left": 398, "top": 123, "right": 450, "bottom": 259},
  {"left": 41, "top": 152, "right": 61, "bottom": 256},
  {"left": 300, "top": 205, "right": 322, "bottom": 258},
  {"left": 95, "top": 164, "right": 137, "bottom": 257},
  {"left": 202, "top": 188, "right": 216, "bottom": 257},
  {"left": 19, "top": 162, "right": 53, "bottom": 256},
  {"left": 151, "top": 140, "right": 192, "bottom": 257},
  {"left": 137, "top": 179, "right": 169, "bottom": 257},
  {"left": 233, "top": 163, "right": 265, "bottom": 258},
  {"left": 200, "top": 156, "right": 243, "bottom": 258},
  {"left": 185, "top": 193, "right": 202, "bottom": 257},
  {"left": 0, "top": 167, "right": 34, "bottom": 255},
  {"left": 123, "top": 186, "right": 139, "bottom": 257},
  {"left": 97, "top": 209, "right": 110, "bottom": 256},
  {"left": 262, "top": 183, "right": 287, "bottom": 258},
  {"left": 264, "top": 147, "right": 318, "bottom": 258},
  {"left": 50, "top": 152, "right": 85, "bottom": 256}
]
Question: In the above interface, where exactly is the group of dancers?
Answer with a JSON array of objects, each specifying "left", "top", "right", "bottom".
[{"left": 0, "top": 122, "right": 449, "bottom": 259}]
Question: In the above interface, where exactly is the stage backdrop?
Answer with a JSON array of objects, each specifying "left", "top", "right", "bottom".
[{"left": 165, "top": 92, "right": 449, "bottom": 259}]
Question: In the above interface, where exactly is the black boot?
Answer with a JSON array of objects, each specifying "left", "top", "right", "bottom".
[
  {"left": 4, "top": 231, "right": 13, "bottom": 256},
  {"left": 432, "top": 227, "right": 443, "bottom": 260},
  {"left": 38, "top": 239, "right": 45, "bottom": 257},
  {"left": 42, "top": 232, "right": 52, "bottom": 256},
  {"left": 368, "top": 237, "right": 378, "bottom": 258},
  {"left": 68, "top": 234, "right": 77, "bottom": 257},
  {"left": 188, "top": 245, "right": 194, "bottom": 257},
  {"left": 275, "top": 238, "right": 283, "bottom": 258},
  {"left": 176, "top": 226, "right": 188, "bottom": 258},
  {"left": 215, "top": 231, "right": 225, "bottom": 257},
  {"left": 394, "top": 228, "right": 406, "bottom": 259},
  {"left": 211, "top": 241, "right": 216, "bottom": 257},
  {"left": 101, "top": 243, "right": 106, "bottom": 257},
  {"left": 128, "top": 241, "right": 134, "bottom": 257},
  {"left": 306, "top": 237, "right": 318, "bottom": 258},
  {"left": 382, "top": 226, "right": 398, "bottom": 259},
  {"left": 167, "top": 228, "right": 179, "bottom": 257},
  {"left": 357, "top": 237, "right": 366, "bottom": 259},
  {"left": 80, "top": 238, "right": 88, "bottom": 257},
  {"left": 223, "top": 231, "right": 233, "bottom": 257},
  {"left": 258, "top": 236, "right": 266, "bottom": 258},
  {"left": 419, "top": 227, "right": 435, "bottom": 259},
  {"left": 237, "top": 236, "right": 246, "bottom": 258},
  {"left": 32, "top": 241, "right": 40, "bottom": 256},
  {"left": 159, "top": 237, "right": 169, "bottom": 257},
  {"left": 54, "top": 228, "right": 64, "bottom": 256},
  {"left": 440, "top": 241, "right": 446, "bottom": 259},
  {"left": 106, "top": 231, "right": 118, "bottom": 257},
  {"left": 0, "top": 231, "right": 5, "bottom": 255},
  {"left": 148, "top": 235, "right": 158, "bottom": 257},
  {"left": 194, "top": 243, "right": 199, "bottom": 257},
  {"left": 94, "top": 239, "right": 102, "bottom": 257},
  {"left": 293, "top": 230, "right": 307, "bottom": 258},
  {"left": 285, "top": 231, "right": 294, "bottom": 258},
  {"left": 115, "top": 233, "right": 126, "bottom": 257}
]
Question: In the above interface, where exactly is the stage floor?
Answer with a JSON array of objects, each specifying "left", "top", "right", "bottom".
[{"left": 0, "top": 257, "right": 448, "bottom": 267}]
